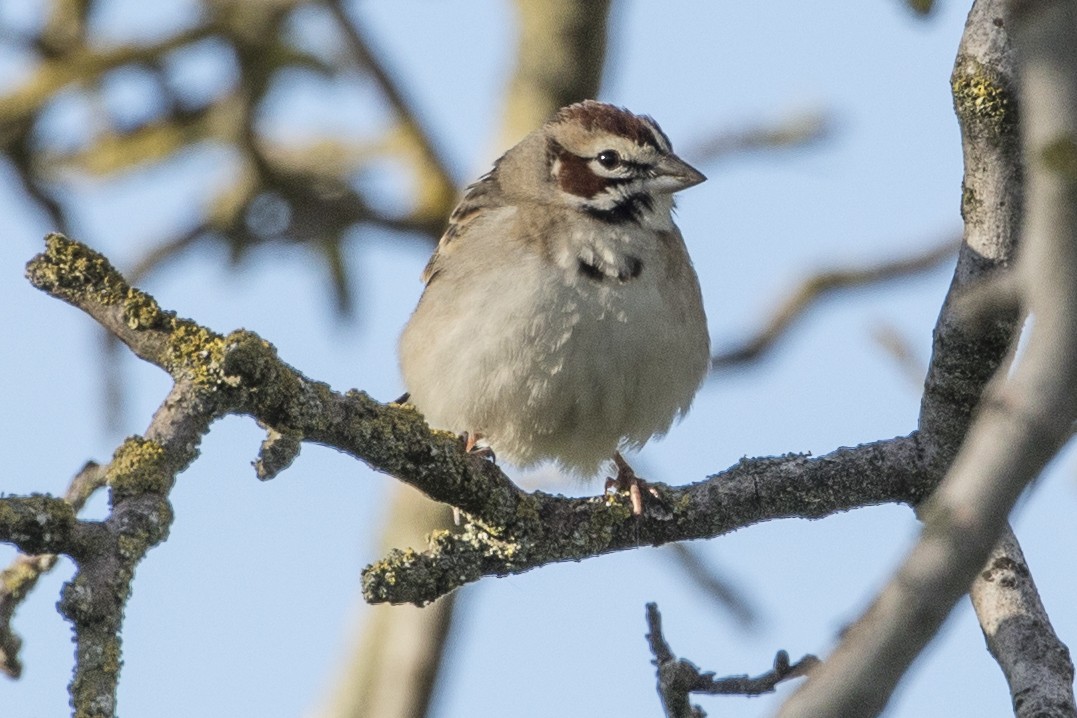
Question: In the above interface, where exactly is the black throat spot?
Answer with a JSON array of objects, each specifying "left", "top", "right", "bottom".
[{"left": 583, "top": 193, "right": 654, "bottom": 224}]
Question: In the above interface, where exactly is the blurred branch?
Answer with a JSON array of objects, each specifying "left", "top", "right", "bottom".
[
  {"left": 311, "top": 487, "right": 458, "bottom": 718},
  {"left": 663, "top": 544, "right": 758, "bottom": 629},
  {"left": 645, "top": 603, "right": 816, "bottom": 718},
  {"left": 0, "top": 461, "right": 106, "bottom": 679},
  {"left": 47, "top": 96, "right": 248, "bottom": 176},
  {"left": 904, "top": 0, "right": 936, "bottom": 17},
  {"left": 868, "top": 321, "right": 928, "bottom": 387},
  {"left": 2, "top": 0, "right": 455, "bottom": 306},
  {"left": 0, "top": 26, "right": 214, "bottom": 126},
  {"left": 687, "top": 110, "right": 832, "bottom": 164},
  {"left": 497, "top": 0, "right": 611, "bottom": 147},
  {"left": 711, "top": 237, "right": 959, "bottom": 371},
  {"left": 776, "top": 1, "right": 1077, "bottom": 715},
  {"left": 126, "top": 224, "right": 210, "bottom": 285},
  {"left": 325, "top": 0, "right": 456, "bottom": 226}
]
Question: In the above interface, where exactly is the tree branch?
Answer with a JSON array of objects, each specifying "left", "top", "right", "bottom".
[
  {"left": 775, "top": 0, "right": 1077, "bottom": 715},
  {"left": 361, "top": 437, "right": 926, "bottom": 605},
  {"left": 971, "top": 524, "right": 1075, "bottom": 718},
  {"left": 12, "top": 234, "right": 933, "bottom": 609},
  {"left": 0, "top": 461, "right": 106, "bottom": 678}
]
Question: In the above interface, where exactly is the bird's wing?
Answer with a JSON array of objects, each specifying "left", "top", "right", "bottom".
[{"left": 420, "top": 169, "right": 501, "bottom": 285}]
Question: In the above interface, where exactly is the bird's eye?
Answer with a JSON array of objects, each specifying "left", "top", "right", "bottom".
[{"left": 595, "top": 150, "right": 621, "bottom": 169}]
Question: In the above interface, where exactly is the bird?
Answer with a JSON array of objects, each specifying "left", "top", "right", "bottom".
[{"left": 398, "top": 100, "right": 709, "bottom": 513}]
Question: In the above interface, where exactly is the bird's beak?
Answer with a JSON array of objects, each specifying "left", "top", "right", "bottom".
[{"left": 651, "top": 154, "right": 707, "bottom": 193}]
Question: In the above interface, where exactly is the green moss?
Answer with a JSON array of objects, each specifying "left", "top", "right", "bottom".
[
  {"left": 106, "top": 436, "right": 169, "bottom": 499},
  {"left": 116, "top": 534, "right": 144, "bottom": 561}
]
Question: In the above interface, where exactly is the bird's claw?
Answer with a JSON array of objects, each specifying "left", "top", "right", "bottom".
[{"left": 605, "top": 452, "right": 657, "bottom": 516}]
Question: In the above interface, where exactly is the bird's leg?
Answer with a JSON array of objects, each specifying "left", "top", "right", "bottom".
[
  {"left": 453, "top": 431, "right": 495, "bottom": 526},
  {"left": 605, "top": 451, "right": 656, "bottom": 516}
]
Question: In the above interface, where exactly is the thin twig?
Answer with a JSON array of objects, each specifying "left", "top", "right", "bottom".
[
  {"left": 646, "top": 603, "right": 816, "bottom": 718},
  {"left": 711, "top": 237, "right": 959, "bottom": 370}
]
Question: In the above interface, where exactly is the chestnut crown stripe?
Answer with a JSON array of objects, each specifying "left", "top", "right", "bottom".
[{"left": 552, "top": 101, "right": 670, "bottom": 153}]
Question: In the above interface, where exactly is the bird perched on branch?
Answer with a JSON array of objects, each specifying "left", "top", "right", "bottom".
[{"left": 399, "top": 100, "right": 709, "bottom": 513}]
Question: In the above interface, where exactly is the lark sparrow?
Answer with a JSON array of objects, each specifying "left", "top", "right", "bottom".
[{"left": 399, "top": 100, "right": 709, "bottom": 509}]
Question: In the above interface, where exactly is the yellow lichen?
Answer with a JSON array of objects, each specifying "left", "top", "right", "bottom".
[
  {"left": 106, "top": 436, "right": 170, "bottom": 498},
  {"left": 122, "top": 288, "right": 169, "bottom": 330},
  {"left": 165, "top": 321, "right": 228, "bottom": 384},
  {"left": 100, "top": 637, "right": 122, "bottom": 676},
  {"left": 951, "top": 56, "right": 1016, "bottom": 142},
  {"left": 25, "top": 233, "right": 128, "bottom": 307}
]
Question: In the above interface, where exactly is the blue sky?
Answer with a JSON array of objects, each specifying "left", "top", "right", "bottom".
[{"left": 2, "top": 1, "right": 1075, "bottom": 717}]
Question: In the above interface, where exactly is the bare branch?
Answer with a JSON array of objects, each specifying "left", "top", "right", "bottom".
[
  {"left": 971, "top": 524, "right": 1075, "bottom": 718},
  {"left": 645, "top": 603, "right": 816, "bottom": 718}
]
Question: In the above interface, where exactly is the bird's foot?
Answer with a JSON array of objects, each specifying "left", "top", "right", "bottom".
[
  {"left": 461, "top": 431, "right": 496, "bottom": 463},
  {"left": 605, "top": 452, "right": 658, "bottom": 516}
]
